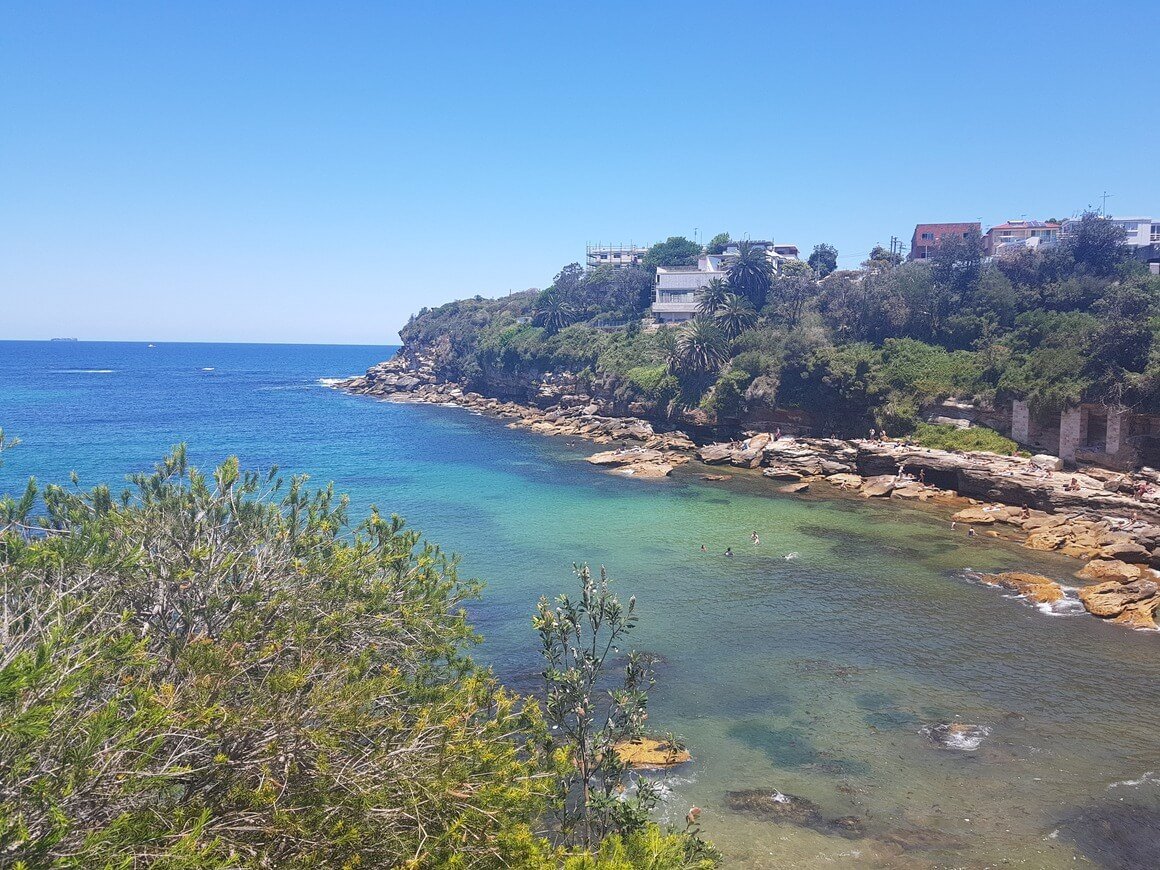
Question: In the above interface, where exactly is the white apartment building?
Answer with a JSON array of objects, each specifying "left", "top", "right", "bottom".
[
  {"left": 650, "top": 242, "right": 803, "bottom": 323},
  {"left": 1061, "top": 216, "right": 1160, "bottom": 248},
  {"left": 651, "top": 254, "right": 729, "bottom": 323}
]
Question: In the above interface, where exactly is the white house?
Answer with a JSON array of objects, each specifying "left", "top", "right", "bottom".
[
  {"left": 650, "top": 242, "right": 801, "bottom": 324},
  {"left": 651, "top": 255, "right": 729, "bottom": 324},
  {"left": 1061, "top": 215, "right": 1160, "bottom": 248}
]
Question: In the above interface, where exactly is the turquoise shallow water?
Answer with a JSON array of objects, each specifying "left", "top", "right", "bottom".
[{"left": 2, "top": 341, "right": 1159, "bottom": 868}]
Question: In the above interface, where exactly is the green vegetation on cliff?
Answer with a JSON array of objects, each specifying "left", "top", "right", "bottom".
[{"left": 399, "top": 216, "right": 1160, "bottom": 434}]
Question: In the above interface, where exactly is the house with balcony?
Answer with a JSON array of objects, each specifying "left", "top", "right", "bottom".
[
  {"left": 983, "top": 220, "right": 1061, "bottom": 256},
  {"left": 908, "top": 222, "right": 982, "bottom": 260},
  {"left": 651, "top": 254, "right": 729, "bottom": 324}
]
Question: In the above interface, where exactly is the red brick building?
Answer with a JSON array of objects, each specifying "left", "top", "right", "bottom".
[{"left": 908, "top": 222, "right": 981, "bottom": 260}]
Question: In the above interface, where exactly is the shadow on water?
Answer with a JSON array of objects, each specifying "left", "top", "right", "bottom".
[{"left": 727, "top": 721, "right": 871, "bottom": 776}]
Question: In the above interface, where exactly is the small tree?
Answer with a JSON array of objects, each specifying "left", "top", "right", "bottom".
[
  {"left": 706, "top": 232, "right": 731, "bottom": 255},
  {"left": 714, "top": 293, "right": 758, "bottom": 339},
  {"left": 534, "top": 565, "right": 661, "bottom": 849},
  {"left": 807, "top": 243, "right": 838, "bottom": 277},
  {"left": 643, "top": 237, "right": 702, "bottom": 270},
  {"left": 696, "top": 277, "right": 730, "bottom": 317}
]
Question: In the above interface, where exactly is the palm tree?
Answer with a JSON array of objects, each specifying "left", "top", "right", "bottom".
[
  {"left": 696, "top": 277, "right": 731, "bottom": 317},
  {"left": 714, "top": 293, "right": 758, "bottom": 339},
  {"left": 532, "top": 290, "right": 575, "bottom": 335},
  {"left": 669, "top": 318, "right": 730, "bottom": 374},
  {"left": 727, "top": 240, "right": 774, "bottom": 309}
]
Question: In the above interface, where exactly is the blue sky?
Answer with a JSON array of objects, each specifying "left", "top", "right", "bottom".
[{"left": 2, "top": 1, "right": 1157, "bottom": 344}]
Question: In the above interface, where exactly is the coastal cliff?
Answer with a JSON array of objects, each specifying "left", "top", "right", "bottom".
[{"left": 339, "top": 346, "right": 1160, "bottom": 631}]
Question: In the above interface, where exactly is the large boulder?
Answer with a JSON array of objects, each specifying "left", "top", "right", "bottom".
[
  {"left": 1078, "top": 579, "right": 1159, "bottom": 618},
  {"left": 697, "top": 444, "right": 734, "bottom": 465},
  {"left": 861, "top": 475, "right": 896, "bottom": 498},
  {"left": 1077, "top": 559, "right": 1142, "bottom": 583},
  {"left": 952, "top": 507, "right": 997, "bottom": 525},
  {"left": 1032, "top": 454, "right": 1064, "bottom": 471}
]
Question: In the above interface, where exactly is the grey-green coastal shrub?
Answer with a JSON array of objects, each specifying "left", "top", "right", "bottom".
[{"left": 0, "top": 449, "right": 719, "bottom": 869}]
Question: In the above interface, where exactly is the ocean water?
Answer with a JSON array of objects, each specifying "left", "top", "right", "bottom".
[{"left": 2, "top": 340, "right": 1159, "bottom": 868}]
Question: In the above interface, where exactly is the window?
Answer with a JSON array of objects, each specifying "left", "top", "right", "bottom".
[
  {"left": 921, "top": 232, "right": 933, "bottom": 240},
  {"left": 1151, "top": 225, "right": 1160, "bottom": 242}
]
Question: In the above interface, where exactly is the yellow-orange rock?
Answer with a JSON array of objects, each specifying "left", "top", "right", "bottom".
[
  {"left": 1025, "top": 530, "right": 1068, "bottom": 551},
  {"left": 980, "top": 572, "right": 1065, "bottom": 605},
  {"left": 613, "top": 736, "right": 691, "bottom": 769},
  {"left": 952, "top": 507, "right": 997, "bottom": 524},
  {"left": 1078, "top": 579, "right": 1158, "bottom": 618},
  {"left": 1077, "top": 559, "right": 1142, "bottom": 583},
  {"left": 1111, "top": 596, "right": 1160, "bottom": 630}
]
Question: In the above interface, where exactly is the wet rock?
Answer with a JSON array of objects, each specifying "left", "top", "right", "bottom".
[
  {"left": 880, "top": 826, "right": 969, "bottom": 853},
  {"left": 724, "top": 788, "right": 867, "bottom": 840},
  {"left": 980, "top": 571, "right": 1065, "bottom": 605},
  {"left": 613, "top": 736, "right": 690, "bottom": 769},
  {"left": 1058, "top": 802, "right": 1160, "bottom": 870},
  {"left": 700, "top": 473, "right": 732, "bottom": 481},
  {"left": 1077, "top": 559, "right": 1142, "bottom": 583},
  {"left": 921, "top": 722, "right": 990, "bottom": 751},
  {"left": 723, "top": 789, "right": 826, "bottom": 830},
  {"left": 780, "top": 481, "right": 810, "bottom": 494}
]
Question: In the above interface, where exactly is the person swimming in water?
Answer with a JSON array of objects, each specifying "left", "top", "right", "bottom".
[
  {"left": 725, "top": 547, "right": 733, "bottom": 557},
  {"left": 751, "top": 531, "right": 760, "bottom": 545},
  {"left": 700, "top": 544, "right": 706, "bottom": 552}
]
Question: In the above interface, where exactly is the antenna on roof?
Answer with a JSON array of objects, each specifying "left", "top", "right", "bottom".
[{"left": 1099, "top": 191, "right": 1113, "bottom": 216}]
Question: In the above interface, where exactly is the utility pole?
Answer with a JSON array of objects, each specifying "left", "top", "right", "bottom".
[{"left": 1099, "top": 191, "right": 1113, "bottom": 216}]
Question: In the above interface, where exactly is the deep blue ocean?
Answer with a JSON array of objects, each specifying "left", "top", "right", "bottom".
[{"left": 2, "top": 340, "right": 1158, "bottom": 868}]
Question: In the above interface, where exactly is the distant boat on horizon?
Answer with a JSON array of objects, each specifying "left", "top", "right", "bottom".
[{"left": 49, "top": 337, "right": 78, "bottom": 342}]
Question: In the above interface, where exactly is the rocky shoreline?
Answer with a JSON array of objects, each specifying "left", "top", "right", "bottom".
[{"left": 336, "top": 354, "right": 1160, "bottom": 632}]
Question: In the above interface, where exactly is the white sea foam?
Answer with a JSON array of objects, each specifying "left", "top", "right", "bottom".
[
  {"left": 921, "top": 723, "right": 991, "bottom": 751},
  {"left": 54, "top": 369, "right": 114, "bottom": 374},
  {"left": 784, "top": 551, "right": 799, "bottom": 560},
  {"left": 1108, "top": 771, "right": 1159, "bottom": 789},
  {"left": 201, "top": 367, "right": 214, "bottom": 371},
  {"left": 317, "top": 377, "right": 350, "bottom": 387}
]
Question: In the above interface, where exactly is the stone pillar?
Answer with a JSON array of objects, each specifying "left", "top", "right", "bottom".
[
  {"left": 1011, "top": 400, "right": 1030, "bottom": 444},
  {"left": 1106, "top": 408, "right": 1130, "bottom": 455},
  {"left": 1059, "top": 407, "right": 1082, "bottom": 463}
]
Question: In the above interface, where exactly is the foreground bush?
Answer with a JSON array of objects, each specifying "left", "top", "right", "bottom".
[{"left": 0, "top": 448, "right": 717, "bottom": 868}]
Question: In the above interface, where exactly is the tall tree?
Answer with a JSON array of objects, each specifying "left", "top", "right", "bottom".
[
  {"left": 807, "top": 243, "right": 838, "bottom": 277},
  {"left": 1065, "top": 211, "right": 1129, "bottom": 276},
  {"left": 726, "top": 241, "right": 774, "bottom": 309}
]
